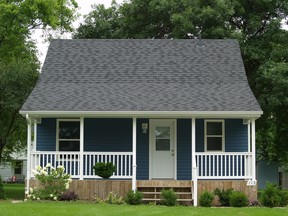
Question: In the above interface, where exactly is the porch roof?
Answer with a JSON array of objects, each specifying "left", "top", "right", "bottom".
[{"left": 20, "top": 39, "right": 262, "bottom": 117}]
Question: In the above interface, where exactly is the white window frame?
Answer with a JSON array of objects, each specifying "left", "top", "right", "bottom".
[
  {"left": 56, "top": 119, "right": 80, "bottom": 152},
  {"left": 204, "top": 119, "right": 225, "bottom": 152}
]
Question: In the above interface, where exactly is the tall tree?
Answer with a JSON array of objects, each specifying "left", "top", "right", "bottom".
[
  {"left": 0, "top": 0, "right": 78, "bottom": 161},
  {"left": 74, "top": 0, "right": 288, "bottom": 168}
]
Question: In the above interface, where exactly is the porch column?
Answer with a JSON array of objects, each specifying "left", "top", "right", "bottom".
[
  {"left": 26, "top": 115, "right": 32, "bottom": 193},
  {"left": 191, "top": 118, "right": 198, "bottom": 207},
  {"left": 79, "top": 117, "right": 84, "bottom": 180},
  {"left": 251, "top": 118, "right": 256, "bottom": 180},
  {"left": 132, "top": 117, "right": 137, "bottom": 191},
  {"left": 33, "top": 120, "right": 37, "bottom": 151}
]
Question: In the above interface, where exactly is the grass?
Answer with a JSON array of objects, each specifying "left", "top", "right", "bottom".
[
  {"left": 3, "top": 183, "right": 25, "bottom": 200},
  {"left": 0, "top": 202, "right": 287, "bottom": 216}
]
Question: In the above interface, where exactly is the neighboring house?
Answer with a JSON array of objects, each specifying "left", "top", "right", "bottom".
[
  {"left": 20, "top": 39, "right": 262, "bottom": 205},
  {"left": 0, "top": 151, "right": 27, "bottom": 182}
]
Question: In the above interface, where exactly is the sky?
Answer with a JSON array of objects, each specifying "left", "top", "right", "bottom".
[{"left": 32, "top": 0, "right": 123, "bottom": 65}]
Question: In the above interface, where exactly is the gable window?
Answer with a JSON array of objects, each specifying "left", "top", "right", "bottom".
[
  {"left": 205, "top": 120, "right": 224, "bottom": 151},
  {"left": 57, "top": 120, "right": 80, "bottom": 151}
]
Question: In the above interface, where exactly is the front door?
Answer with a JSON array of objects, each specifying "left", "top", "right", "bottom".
[{"left": 150, "top": 119, "right": 176, "bottom": 179}]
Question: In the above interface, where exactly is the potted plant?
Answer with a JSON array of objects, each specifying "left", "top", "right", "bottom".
[{"left": 93, "top": 162, "right": 116, "bottom": 179}]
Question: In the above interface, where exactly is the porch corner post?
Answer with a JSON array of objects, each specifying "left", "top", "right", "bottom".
[
  {"left": 79, "top": 117, "right": 84, "bottom": 180},
  {"left": 251, "top": 118, "right": 256, "bottom": 180},
  {"left": 26, "top": 114, "right": 32, "bottom": 193},
  {"left": 132, "top": 117, "right": 137, "bottom": 191},
  {"left": 191, "top": 118, "right": 198, "bottom": 206}
]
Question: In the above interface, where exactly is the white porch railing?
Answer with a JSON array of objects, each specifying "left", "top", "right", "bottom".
[
  {"left": 195, "top": 152, "right": 253, "bottom": 179},
  {"left": 30, "top": 151, "right": 133, "bottom": 179}
]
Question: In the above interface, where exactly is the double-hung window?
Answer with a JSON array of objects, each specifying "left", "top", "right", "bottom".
[
  {"left": 205, "top": 120, "right": 224, "bottom": 151},
  {"left": 57, "top": 120, "right": 80, "bottom": 151}
]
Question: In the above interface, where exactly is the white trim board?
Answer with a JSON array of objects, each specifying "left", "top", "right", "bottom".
[{"left": 20, "top": 110, "right": 263, "bottom": 119}]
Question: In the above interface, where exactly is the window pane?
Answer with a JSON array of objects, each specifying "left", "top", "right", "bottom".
[
  {"left": 14, "top": 161, "right": 22, "bottom": 174},
  {"left": 207, "top": 137, "right": 222, "bottom": 151},
  {"left": 59, "top": 141, "right": 80, "bottom": 151},
  {"left": 156, "top": 139, "right": 170, "bottom": 151},
  {"left": 59, "top": 121, "right": 80, "bottom": 139},
  {"left": 155, "top": 126, "right": 170, "bottom": 139},
  {"left": 207, "top": 122, "right": 222, "bottom": 135}
]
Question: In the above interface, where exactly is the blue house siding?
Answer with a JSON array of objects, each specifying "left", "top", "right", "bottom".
[
  {"left": 84, "top": 118, "right": 132, "bottom": 152},
  {"left": 196, "top": 119, "right": 204, "bottom": 152},
  {"left": 136, "top": 119, "right": 149, "bottom": 180},
  {"left": 177, "top": 119, "right": 192, "bottom": 180},
  {"left": 36, "top": 118, "right": 56, "bottom": 151},
  {"left": 225, "top": 119, "right": 248, "bottom": 152}
]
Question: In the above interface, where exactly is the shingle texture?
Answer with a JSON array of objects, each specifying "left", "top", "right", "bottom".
[{"left": 21, "top": 39, "right": 262, "bottom": 112}]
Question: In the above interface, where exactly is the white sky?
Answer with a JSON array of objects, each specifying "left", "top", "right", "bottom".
[{"left": 32, "top": 0, "right": 122, "bottom": 65}]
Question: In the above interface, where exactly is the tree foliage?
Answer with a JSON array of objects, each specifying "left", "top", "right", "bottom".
[
  {"left": 74, "top": 0, "right": 288, "bottom": 168},
  {"left": 0, "top": 0, "right": 78, "bottom": 161}
]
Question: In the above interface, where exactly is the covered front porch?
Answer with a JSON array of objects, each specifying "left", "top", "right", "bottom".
[{"left": 25, "top": 114, "right": 258, "bottom": 206}]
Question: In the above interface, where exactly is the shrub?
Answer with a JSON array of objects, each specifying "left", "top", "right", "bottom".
[
  {"left": 26, "top": 163, "right": 72, "bottom": 201},
  {"left": 0, "top": 176, "right": 5, "bottom": 199},
  {"left": 199, "top": 190, "right": 214, "bottom": 207},
  {"left": 214, "top": 188, "right": 233, "bottom": 206},
  {"left": 229, "top": 191, "right": 248, "bottom": 207},
  {"left": 105, "top": 192, "right": 124, "bottom": 205},
  {"left": 125, "top": 190, "right": 143, "bottom": 205},
  {"left": 260, "top": 182, "right": 288, "bottom": 207},
  {"left": 93, "top": 162, "right": 116, "bottom": 179},
  {"left": 58, "top": 191, "right": 78, "bottom": 201},
  {"left": 160, "top": 189, "right": 177, "bottom": 206}
]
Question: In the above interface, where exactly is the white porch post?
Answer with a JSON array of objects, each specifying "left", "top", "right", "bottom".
[
  {"left": 251, "top": 118, "right": 256, "bottom": 180},
  {"left": 26, "top": 115, "right": 32, "bottom": 193},
  {"left": 191, "top": 118, "right": 198, "bottom": 206},
  {"left": 33, "top": 120, "right": 37, "bottom": 151},
  {"left": 132, "top": 117, "right": 137, "bottom": 191},
  {"left": 79, "top": 117, "right": 84, "bottom": 180}
]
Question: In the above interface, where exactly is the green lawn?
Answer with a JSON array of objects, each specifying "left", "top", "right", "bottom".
[
  {"left": 0, "top": 202, "right": 287, "bottom": 216},
  {"left": 3, "top": 183, "right": 25, "bottom": 200}
]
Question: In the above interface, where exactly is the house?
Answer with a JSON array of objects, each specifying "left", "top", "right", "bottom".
[
  {"left": 0, "top": 151, "right": 27, "bottom": 183},
  {"left": 20, "top": 39, "right": 262, "bottom": 205}
]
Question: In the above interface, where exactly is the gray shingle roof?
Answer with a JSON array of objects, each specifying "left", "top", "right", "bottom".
[{"left": 21, "top": 39, "right": 262, "bottom": 112}]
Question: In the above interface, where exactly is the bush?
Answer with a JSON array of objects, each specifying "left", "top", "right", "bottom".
[
  {"left": 26, "top": 163, "right": 72, "bottom": 201},
  {"left": 58, "top": 191, "right": 78, "bottom": 201},
  {"left": 260, "top": 182, "right": 288, "bottom": 207},
  {"left": 105, "top": 192, "right": 124, "bottom": 205},
  {"left": 125, "top": 190, "right": 143, "bottom": 205},
  {"left": 214, "top": 188, "right": 233, "bottom": 206},
  {"left": 161, "top": 189, "right": 177, "bottom": 206},
  {"left": 229, "top": 191, "right": 248, "bottom": 207},
  {"left": 93, "top": 162, "right": 116, "bottom": 179},
  {"left": 0, "top": 176, "right": 5, "bottom": 199},
  {"left": 199, "top": 191, "right": 214, "bottom": 207}
]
